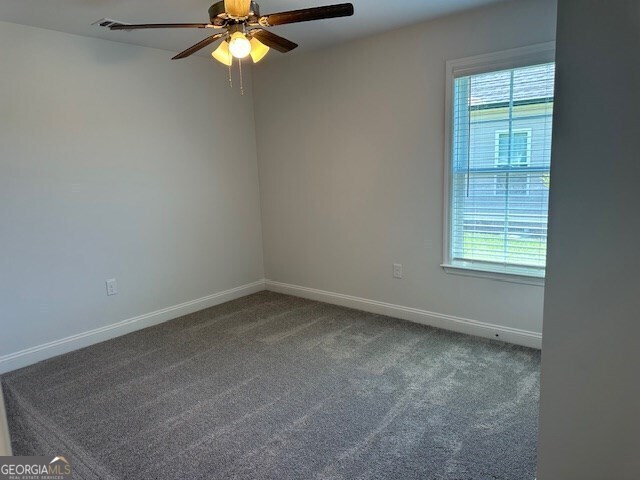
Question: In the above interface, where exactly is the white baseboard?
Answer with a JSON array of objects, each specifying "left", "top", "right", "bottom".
[
  {"left": 0, "top": 277, "right": 540, "bottom": 376},
  {"left": 0, "top": 280, "right": 266, "bottom": 375},
  {"left": 265, "top": 280, "right": 542, "bottom": 349}
]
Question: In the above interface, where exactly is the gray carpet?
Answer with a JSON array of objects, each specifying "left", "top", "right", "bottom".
[{"left": 2, "top": 291, "right": 540, "bottom": 480}]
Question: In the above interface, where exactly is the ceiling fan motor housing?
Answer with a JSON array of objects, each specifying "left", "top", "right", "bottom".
[{"left": 209, "top": 1, "right": 261, "bottom": 25}]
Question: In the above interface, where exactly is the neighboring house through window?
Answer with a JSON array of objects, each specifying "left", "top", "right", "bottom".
[
  {"left": 443, "top": 43, "right": 555, "bottom": 282},
  {"left": 495, "top": 129, "right": 532, "bottom": 196},
  {"left": 495, "top": 130, "right": 531, "bottom": 167}
]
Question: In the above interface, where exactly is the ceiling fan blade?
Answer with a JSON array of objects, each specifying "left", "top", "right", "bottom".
[
  {"left": 109, "top": 23, "right": 215, "bottom": 30},
  {"left": 224, "top": 0, "right": 251, "bottom": 17},
  {"left": 251, "top": 29, "right": 298, "bottom": 53},
  {"left": 259, "top": 3, "right": 354, "bottom": 27},
  {"left": 172, "top": 33, "right": 226, "bottom": 60}
]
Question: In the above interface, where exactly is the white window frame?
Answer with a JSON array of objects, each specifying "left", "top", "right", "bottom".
[{"left": 441, "top": 42, "right": 555, "bottom": 286}]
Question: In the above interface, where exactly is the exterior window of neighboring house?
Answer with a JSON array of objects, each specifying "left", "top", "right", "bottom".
[
  {"left": 495, "top": 130, "right": 531, "bottom": 167},
  {"left": 443, "top": 43, "right": 555, "bottom": 282},
  {"left": 495, "top": 130, "right": 532, "bottom": 196}
]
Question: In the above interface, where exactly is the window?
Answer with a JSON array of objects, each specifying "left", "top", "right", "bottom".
[
  {"left": 495, "top": 130, "right": 531, "bottom": 167},
  {"left": 443, "top": 43, "right": 555, "bottom": 282}
]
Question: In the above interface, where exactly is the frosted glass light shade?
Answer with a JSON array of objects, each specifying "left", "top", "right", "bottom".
[
  {"left": 249, "top": 38, "right": 270, "bottom": 63},
  {"left": 212, "top": 41, "right": 232, "bottom": 66},
  {"left": 224, "top": 0, "right": 251, "bottom": 17}
]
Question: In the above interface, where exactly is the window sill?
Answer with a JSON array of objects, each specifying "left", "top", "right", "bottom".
[{"left": 441, "top": 263, "right": 545, "bottom": 287}]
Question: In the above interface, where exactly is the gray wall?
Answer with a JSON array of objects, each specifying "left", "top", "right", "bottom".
[
  {"left": 253, "top": 0, "right": 557, "bottom": 335},
  {"left": 0, "top": 22, "right": 264, "bottom": 363},
  {"left": 0, "top": 394, "right": 9, "bottom": 455},
  {"left": 537, "top": 1, "right": 640, "bottom": 478}
]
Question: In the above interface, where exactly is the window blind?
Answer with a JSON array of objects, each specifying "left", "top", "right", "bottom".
[{"left": 450, "top": 63, "right": 555, "bottom": 275}]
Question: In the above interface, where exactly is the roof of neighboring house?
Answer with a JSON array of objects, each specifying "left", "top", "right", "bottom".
[{"left": 469, "top": 63, "right": 556, "bottom": 107}]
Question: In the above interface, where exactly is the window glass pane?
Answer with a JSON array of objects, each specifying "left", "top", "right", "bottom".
[
  {"left": 497, "top": 134, "right": 510, "bottom": 165},
  {"left": 450, "top": 62, "right": 555, "bottom": 272}
]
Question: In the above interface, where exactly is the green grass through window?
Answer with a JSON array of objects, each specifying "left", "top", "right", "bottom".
[{"left": 462, "top": 232, "right": 547, "bottom": 266}]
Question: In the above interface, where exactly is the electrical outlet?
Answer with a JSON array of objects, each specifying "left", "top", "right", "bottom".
[
  {"left": 106, "top": 278, "right": 118, "bottom": 296},
  {"left": 393, "top": 263, "right": 403, "bottom": 279}
]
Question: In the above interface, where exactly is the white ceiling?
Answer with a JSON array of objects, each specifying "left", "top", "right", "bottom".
[{"left": 0, "top": 0, "right": 505, "bottom": 58}]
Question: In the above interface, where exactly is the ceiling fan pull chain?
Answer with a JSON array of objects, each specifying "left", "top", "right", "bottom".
[
  {"left": 228, "top": 57, "right": 233, "bottom": 88},
  {"left": 239, "top": 57, "right": 244, "bottom": 96}
]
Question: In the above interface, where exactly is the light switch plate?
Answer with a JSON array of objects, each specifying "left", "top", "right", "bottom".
[
  {"left": 393, "top": 264, "right": 403, "bottom": 279},
  {"left": 106, "top": 278, "right": 118, "bottom": 296}
]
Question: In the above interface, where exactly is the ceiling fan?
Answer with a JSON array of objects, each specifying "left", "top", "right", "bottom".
[{"left": 105, "top": 0, "right": 354, "bottom": 65}]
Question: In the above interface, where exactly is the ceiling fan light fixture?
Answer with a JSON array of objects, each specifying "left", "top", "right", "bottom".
[
  {"left": 212, "top": 41, "right": 233, "bottom": 66},
  {"left": 249, "top": 38, "right": 270, "bottom": 63},
  {"left": 105, "top": 1, "right": 355, "bottom": 82},
  {"left": 229, "top": 31, "right": 252, "bottom": 59},
  {"left": 224, "top": 0, "right": 252, "bottom": 18}
]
